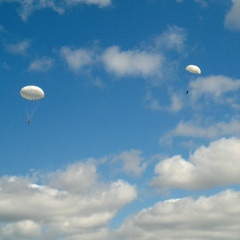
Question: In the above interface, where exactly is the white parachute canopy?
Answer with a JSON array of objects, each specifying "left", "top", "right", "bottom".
[
  {"left": 20, "top": 85, "right": 44, "bottom": 100},
  {"left": 186, "top": 65, "right": 201, "bottom": 74}
]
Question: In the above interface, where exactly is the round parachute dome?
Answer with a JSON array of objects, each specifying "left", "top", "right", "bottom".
[
  {"left": 186, "top": 65, "right": 201, "bottom": 74},
  {"left": 20, "top": 85, "right": 44, "bottom": 100}
]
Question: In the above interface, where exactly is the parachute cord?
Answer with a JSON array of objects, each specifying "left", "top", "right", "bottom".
[{"left": 24, "top": 101, "right": 41, "bottom": 121}]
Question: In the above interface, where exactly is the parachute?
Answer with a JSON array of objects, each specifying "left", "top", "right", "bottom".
[
  {"left": 20, "top": 85, "right": 44, "bottom": 100},
  {"left": 20, "top": 86, "right": 45, "bottom": 125},
  {"left": 186, "top": 65, "right": 201, "bottom": 74}
]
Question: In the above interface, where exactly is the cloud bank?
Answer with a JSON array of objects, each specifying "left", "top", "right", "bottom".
[
  {"left": 0, "top": 161, "right": 137, "bottom": 240},
  {"left": 114, "top": 189, "right": 240, "bottom": 240}
]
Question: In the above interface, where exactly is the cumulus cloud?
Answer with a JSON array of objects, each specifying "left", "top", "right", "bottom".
[
  {"left": 151, "top": 137, "right": 240, "bottom": 191},
  {"left": 49, "top": 161, "right": 98, "bottom": 194},
  {"left": 114, "top": 189, "right": 240, "bottom": 240},
  {"left": 224, "top": 0, "right": 240, "bottom": 31},
  {"left": 0, "top": 0, "right": 111, "bottom": 21},
  {"left": 1, "top": 220, "right": 41, "bottom": 240},
  {"left": 0, "top": 161, "right": 137, "bottom": 240},
  {"left": 6, "top": 40, "right": 30, "bottom": 55},
  {"left": 60, "top": 46, "right": 94, "bottom": 73},
  {"left": 102, "top": 46, "right": 164, "bottom": 78},
  {"left": 28, "top": 57, "right": 53, "bottom": 72}
]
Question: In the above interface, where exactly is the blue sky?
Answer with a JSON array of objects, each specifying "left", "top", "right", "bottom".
[{"left": 0, "top": 0, "right": 240, "bottom": 239}]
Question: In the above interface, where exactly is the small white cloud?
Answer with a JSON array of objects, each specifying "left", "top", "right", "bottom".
[
  {"left": 60, "top": 46, "right": 94, "bottom": 73},
  {"left": 167, "top": 93, "right": 183, "bottom": 112},
  {"left": 28, "top": 57, "right": 53, "bottom": 72},
  {"left": 176, "top": 119, "right": 239, "bottom": 139},
  {"left": 224, "top": 0, "right": 240, "bottom": 31},
  {"left": 102, "top": 46, "right": 164, "bottom": 78},
  {"left": 190, "top": 75, "right": 240, "bottom": 99},
  {"left": 113, "top": 149, "right": 147, "bottom": 177},
  {"left": 160, "top": 119, "right": 240, "bottom": 144},
  {"left": 114, "top": 189, "right": 240, "bottom": 240},
  {"left": 151, "top": 137, "right": 240, "bottom": 190},
  {"left": 144, "top": 92, "right": 162, "bottom": 111},
  {"left": 6, "top": 40, "right": 30, "bottom": 55},
  {"left": 153, "top": 25, "right": 187, "bottom": 53},
  {"left": 194, "top": 0, "right": 208, "bottom": 8},
  {"left": 65, "top": 0, "right": 112, "bottom": 8},
  {"left": 144, "top": 91, "right": 183, "bottom": 113}
]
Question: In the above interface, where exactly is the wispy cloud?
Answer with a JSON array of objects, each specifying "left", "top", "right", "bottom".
[
  {"left": 151, "top": 137, "right": 240, "bottom": 190},
  {"left": 65, "top": 0, "right": 112, "bottom": 8},
  {"left": 6, "top": 40, "right": 30, "bottom": 55},
  {"left": 0, "top": 0, "right": 112, "bottom": 21},
  {"left": 189, "top": 75, "right": 240, "bottom": 99},
  {"left": 144, "top": 91, "right": 183, "bottom": 112},
  {"left": 160, "top": 119, "right": 240, "bottom": 144},
  {"left": 188, "top": 75, "right": 240, "bottom": 110},
  {"left": 224, "top": 0, "right": 240, "bottom": 31},
  {"left": 112, "top": 149, "right": 147, "bottom": 177},
  {"left": 28, "top": 57, "right": 53, "bottom": 72},
  {"left": 153, "top": 25, "right": 187, "bottom": 53}
]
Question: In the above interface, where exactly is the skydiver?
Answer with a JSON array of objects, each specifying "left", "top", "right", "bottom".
[
  {"left": 28, "top": 120, "right": 31, "bottom": 126},
  {"left": 186, "top": 90, "right": 189, "bottom": 94}
]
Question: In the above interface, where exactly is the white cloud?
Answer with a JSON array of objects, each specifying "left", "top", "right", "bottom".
[
  {"left": 151, "top": 137, "right": 240, "bottom": 190},
  {"left": 6, "top": 40, "right": 30, "bottom": 55},
  {"left": 194, "top": 0, "right": 208, "bottom": 8},
  {"left": 190, "top": 75, "right": 240, "bottom": 99},
  {"left": 167, "top": 119, "right": 240, "bottom": 140},
  {"left": 224, "top": 0, "right": 240, "bottom": 31},
  {"left": 0, "top": 161, "right": 137, "bottom": 240},
  {"left": 1, "top": 220, "right": 41, "bottom": 240},
  {"left": 144, "top": 91, "right": 183, "bottom": 112},
  {"left": 144, "top": 92, "right": 162, "bottom": 111},
  {"left": 60, "top": 46, "right": 94, "bottom": 73},
  {"left": 0, "top": 0, "right": 111, "bottom": 21},
  {"left": 167, "top": 93, "right": 183, "bottom": 112},
  {"left": 28, "top": 57, "right": 53, "bottom": 72},
  {"left": 49, "top": 161, "right": 98, "bottom": 194},
  {"left": 65, "top": 0, "right": 111, "bottom": 8},
  {"left": 114, "top": 189, "right": 240, "bottom": 240},
  {"left": 112, "top": 149, "right": 147, "bottom": 177},
  {"left": 102, "top": 46, "right": 164, "bottom": 78},
  {"left": 153, "top": 25, "right": 187, "bottom": 53}
]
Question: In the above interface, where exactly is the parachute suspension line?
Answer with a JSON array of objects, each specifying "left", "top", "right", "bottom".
[{"left": 24, "top": 100, "right": 41, "bottom": 122}]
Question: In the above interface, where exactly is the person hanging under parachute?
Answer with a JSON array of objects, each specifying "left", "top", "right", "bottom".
[
  {"left": 185, "top": 65, "right": 201, "bottom": 94},
  {"left": 20, "top": 85, "right": 45, "bottom": 126}
]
